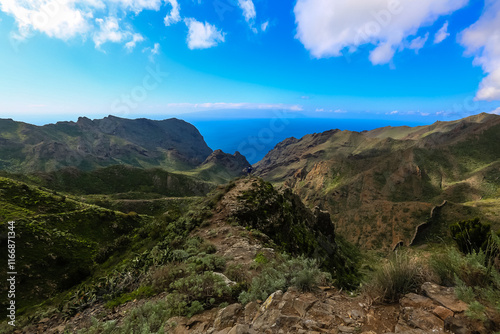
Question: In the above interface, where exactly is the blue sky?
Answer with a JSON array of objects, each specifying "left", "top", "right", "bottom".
[{"left": 0, "top": 0, "right": 500, "bottom": 125}]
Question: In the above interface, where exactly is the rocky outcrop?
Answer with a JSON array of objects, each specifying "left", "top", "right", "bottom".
[{"left": 201, "top": 150, "right": 250, "bottom": 179}]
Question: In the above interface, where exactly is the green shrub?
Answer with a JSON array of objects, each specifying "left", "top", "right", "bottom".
[
  {"left": 429, "top": 247, "right": 463, "bottom": 286},
  {"left": 105, "top": 285, "right": 155, "bottom": 309},
  {"left": 254, "top": 252, "right": 269, "bottom": 264},
  {"left": 430, "top": 246, "right": 491, "bottom": 288},
  {"left": 292, "top": 268, "right": 323, "bottom": 292},
  {"left": 169, "top": 271, "right": 231, "bottom": 304},
  {"left": 365, "top": 251, "right": 428, "bottom": 303},
  {"left": 466, "top": 301, "right": 487, "bottom": 321},
  {"left": 239, "top": 255, "right": 330, "bottom": 304},
  {"left": 186, "top": 253, "right": 226, "bottom": 272},
  {"left": 455, "top": 276, "right": 476, "bottom": 304},
  {"left": 151, "top": 263, "right": 189, "bottom": 293},
  {"left": 224, "top": 263, "right": 248, "bottom": 283},
  {"left": 450, "top": 218, "right": 498, "bottom": 262}
]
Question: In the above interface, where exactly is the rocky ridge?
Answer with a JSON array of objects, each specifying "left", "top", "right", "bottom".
[{"left": 0, "top": 116, "right": 213, "bottom": 173}]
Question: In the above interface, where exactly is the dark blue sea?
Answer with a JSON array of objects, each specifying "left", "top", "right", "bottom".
[{"left": 190, "top": 118, "right": 429, "bottom": 164}]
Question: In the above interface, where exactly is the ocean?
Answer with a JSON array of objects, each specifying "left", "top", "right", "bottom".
[{"left": 190, "top": 118, "right": 429, "bottom": 164}]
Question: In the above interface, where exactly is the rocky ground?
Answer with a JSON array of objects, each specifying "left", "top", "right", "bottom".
[
  {"left": 163, "top": 281, "right": 494, "bottom": 334},
  {"left": 20, "top": 281, "right": 494, "bottom": 334}
]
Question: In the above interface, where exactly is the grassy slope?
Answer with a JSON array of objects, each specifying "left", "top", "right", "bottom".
[{"left": 0, "top": 176, "right": 147, "bottom": 312}]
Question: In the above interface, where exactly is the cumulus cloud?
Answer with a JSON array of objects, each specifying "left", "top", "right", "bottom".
[
  {"left": 0, "top": 0, "right": 92, "bottom": 40},
  {"left": 0, "top": 0, "right": 159, "bottom": 49},
  {"left": 408, "top": 33, "right": 429, "bottom": 53},
  {"left": 460, "top": 0, "right": 500, "bottom": 101},
  {"left": 94, "top": 17, "right": 129, "bottom": 48},
  {"left": 434, "top": 21, "right": 450, "bottom": 43},
  {"left": 491, "top": 107, "right": 500, "bottom": 115},
  {"left": 294, "top": 0, "right": 468, "bottom": 64},
  {"left": 164, "top": 0, "right": 180, "bottom": 26},
  {"left": 184, "top": 18, "right": 225, "bottom": 50}
]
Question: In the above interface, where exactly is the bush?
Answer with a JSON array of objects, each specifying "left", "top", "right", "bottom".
[
  {"left": 430, "top": 246, "right": 491, "bottom": 288},
  {"left": 450, "top": 218, "right": 498, "bottom": 262},
  {"left": 238, "top": 255, "right": 330, "bottom": 304},
  {"left": 224, "top": 263, "right": 248, "bottom": 284},
  {"left": 79, "top": 299, "right": 170, "bottom": 334},
  {"left": 105, "top": 285, "right": 155, "bottom": 309},
  {"left": 365, "top": 251, "right": 428, "bottom": 303},
  {"left": 170, "top": 271, "right": 232, "bottom": 305},
  {"left": 151, "top": 263, "right": 189, "bottom": 292},
  {"left": 186, "top": 253, "right": 226, "bottom": 272}
]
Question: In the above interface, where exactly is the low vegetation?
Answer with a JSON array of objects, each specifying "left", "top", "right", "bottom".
[{"left": 365, "top": 219, "right": 500, "bottom": 327}]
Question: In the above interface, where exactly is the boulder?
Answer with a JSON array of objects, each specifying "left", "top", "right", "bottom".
[
  {"left": 400, "top": 293, "right": 435, "bottom": 309},
  {"left": 400, "top": 307, "right": 443, "bottom": 331},
  {"left": 421, "top": 282, "right": 468, "bottom": 313},
  {"left": 433, "top": 306, "right": 454, "bottom": 321},
  {"left": 214, "top": 304, "right": 243, "bottom": 330}
]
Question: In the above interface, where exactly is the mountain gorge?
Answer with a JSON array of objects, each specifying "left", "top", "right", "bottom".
[{"left": 255, "top": 113, "right": 500, "bottom": 250}]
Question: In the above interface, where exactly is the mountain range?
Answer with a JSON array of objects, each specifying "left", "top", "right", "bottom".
[
  {"left": 1, "top": 113, "right": 499, "bottom": 251},
  {"left": 255, "top": 112, "right": 500, "bottom": 249},
  {"left": 1, "top": 112, "right": 500, "bottom": 332},
  {"left": 0, "top": 115, "right": 248, "bottom": 176}
]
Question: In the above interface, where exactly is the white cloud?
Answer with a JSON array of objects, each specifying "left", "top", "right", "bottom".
[
  {"left": 314, "top": 108, "right": 347, "bottom": 113},
  {"left": 0, "top": 0, "right": 92, "bottom": 40},
  {"left": 125, "top": 33, "right": 144, "bottom": 50},
  {"left": 164, "top": 0, "right": 180, "bottom": 26},
  {"left": 408, "top": 33, "right": 429, "bottom": 53},
  {"left": 294, "top": 0, "right": 468, "bottom": 64},
  {"left": 386, "top": 110, "right": 399, "bottom": 115},
  {"left": 491, "top": 107, "right": 500, "bottom": 115},
  {"left": 165, "top": 102, "right": 304, "bottom": 112},
  {"left": 261, "top": 21, "right": 269, "bottom": 32},
  {"left": 460, "top": 0, "right": 500, "bottom": 101},
  {"left": 434, "top": 21, "right": 450, "bottom": 43},
  {"left": 0, "top": 0, "right": 160, "bottom": 49},
  {"left": 149, "top": 42, "right": 160, "bottom": 62},
  {"left": 142, "top": 42, "right": 160, "bottom": 62},
  {"left": 238, "top": 0, "right": 256, "bottom": 23},
  {"left": 109, "top": 0, "right": 163, "bottom": 13},
  {"left": 94, "top": 16, "right": 143, "bottom": 49},
  {"left": 184, "top": 18, "right": 225, "bottom": 50}
]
